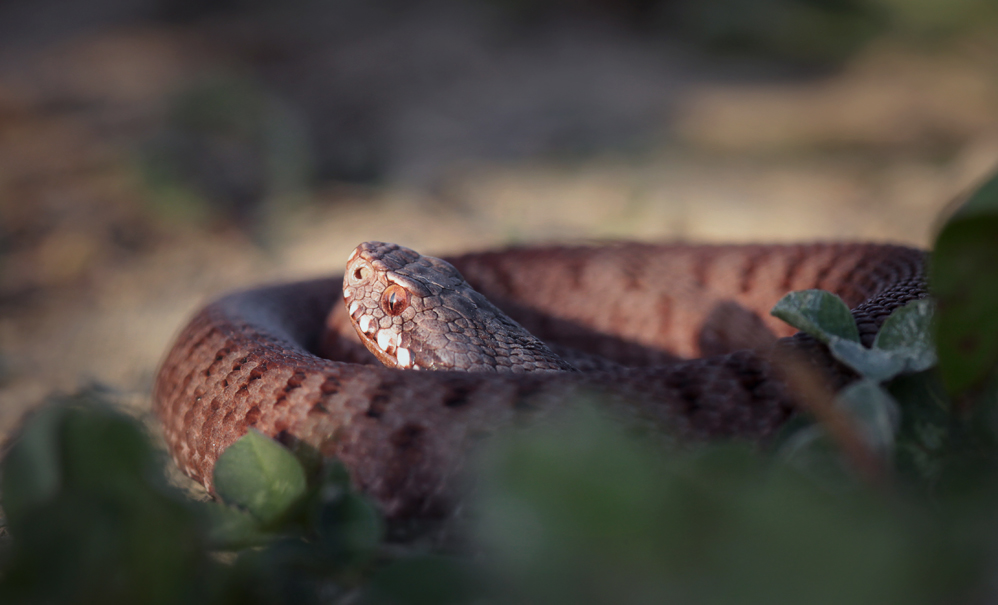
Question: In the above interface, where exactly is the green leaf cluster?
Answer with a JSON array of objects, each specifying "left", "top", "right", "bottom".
[
  {"left": 770, "top": 291, "right": 936, "bottom": 461},
  {"left": 474, "top": 410, "right": 971, "bottom": 605},
  {"left": 772, "top": 291, "right": 936, "bottom": 383},
  {"left": 0, "top": 392, "right": 385, "bottom": 605},
  {"left": 0, "top": 392, "right": 217, "bottom": 605}
]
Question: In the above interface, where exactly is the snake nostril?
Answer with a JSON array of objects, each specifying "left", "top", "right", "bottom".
[{"left": 351, "top": 264, "right": 370, "bottom": 284}]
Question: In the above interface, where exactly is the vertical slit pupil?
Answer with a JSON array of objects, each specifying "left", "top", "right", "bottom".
[{"left": 383, "top": 286, "right": 408, "bottom": 316}]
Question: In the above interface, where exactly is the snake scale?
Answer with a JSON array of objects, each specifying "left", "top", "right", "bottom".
[{"left": 154, "top": 242, "right": 927, "bottom": 518}]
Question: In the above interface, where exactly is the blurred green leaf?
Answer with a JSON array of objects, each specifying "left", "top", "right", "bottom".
[
  {"left": 0, "top": 397, "right": 219, "bottom": 605},
  {"left": 0, "top": 405, "right": 63, "bottom": 531},
  {"left": 771, "top": 289, "right": 860, "bottom": 344},
  {"left": 475, "top": 407, "right": 963, "bottom": 605},
  {"left": 203, "top": 501, "right": 274, "bottom": 551},
  {"left": 875, "top": 298, "right": 933, "bottom": 350},
  {"left": 58, "top": 403, "right": 160, "bottom": 492},
  {"left": 868, "top": 0, "right": 998, "bottom": 37},
  {"left": 1, "top": 395, "right": 161, "bottom": 532},
  {"left": 0, "top": 494, "right": 214, "bottom": 605},
  {"left": 932, "top": 171, "right": 998, "bottom": 397},
  {"left": 316, "top": 492, "right": 383, "bottom": 566},
  {"left": 828, "top": 337, "right": 908, "bottom": 382},
  {"left": 0, "top": 394, "right": 400, "bottom": 604},
  {"left": 225, "top": 538, "right": 342, "bottom": 605},
  {"left": 777, "top": 294, "right": 936, "bottom": 383},
  {"left": 873, "top": 298, "right": 938, "bottom": 372},
  {"left": 140, "top": 74, "right": 312, "bottom": 239},
  {"left": 669, "top": 0, "right": 884, "bottom": 63},
  {"left": 214, "top": 429, "right": 308, "bottom": 525},
  {"left": 889, "top": 371, "right": 952, "bottom": 486},
  {"left": 777, "top": 422, "right": 858, "bottom": 491},
  {"left": 779, "top": 379, "right": 900, "bottom": 471},
  {"left": 364, "top": 556, "right": 480, "bottom": 605},
  {"left": 836, "top": 379, "right": 901, "bottom": 458}
]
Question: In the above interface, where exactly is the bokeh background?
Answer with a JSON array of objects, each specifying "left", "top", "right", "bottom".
[{"left": 2, "top": 0, "right": 998, "bottom": 442}]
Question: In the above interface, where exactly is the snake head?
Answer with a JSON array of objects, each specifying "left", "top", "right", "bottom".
[{"left": 342, "top": 241, "right": 575, "bottom": 373}]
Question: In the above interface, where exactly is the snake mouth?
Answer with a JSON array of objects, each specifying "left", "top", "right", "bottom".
[{"left": 346, "top": 298, "right": 418, "bottom": 370}]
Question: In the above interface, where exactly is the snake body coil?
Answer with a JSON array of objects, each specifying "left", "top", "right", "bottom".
[{"left": 154, "top": 242, "right": 926, "bottom": 518}]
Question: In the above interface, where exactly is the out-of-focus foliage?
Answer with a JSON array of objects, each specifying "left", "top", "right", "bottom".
[
  {"left": 140, "top": 75, "right": 312, "bottom": 236},
  {"left": 869, "top": 0, "right": 998, "bottom": 37},
  {"left": 932, "top": 170, "right": 998, "bottom": 398},
  {"left": 0, "top": 392, "right": 220, "bottom": 605},
  {"left": 491, "top": 0, "right": 880, "bottom": 62},
  {"left": 668, "top": 0, "right": 884, "bottom": 64},
  {"left": 213, "top": 429, "right": 308, "bottom": 526},
  {"left": 0, "top": 392, "right": 384, "bottom": 605},
  {"left": 777, "top": 292, "right": 937, "bottom": 385},
  {"left": 821, "top": 300, "right": 938, "bottom": 384},
  {"left": 771, "top": 291, "right": 936, "bottom": 464},
  {"left": 772, "top": 288, "right": 861, "bottom": 344},
  {"left": 475, "top": 411, "right": 968, "bottom": 605},
  {"left": 490, "top": 0, "right": 998, "bottom": 62}
]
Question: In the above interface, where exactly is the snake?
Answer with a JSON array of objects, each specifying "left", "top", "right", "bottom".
[{"left": 154, "top": 241, "right": 927, "bottom": 518}]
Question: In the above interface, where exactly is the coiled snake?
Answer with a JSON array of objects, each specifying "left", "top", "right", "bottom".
[{"left": 154, "top": 241, "right": 927, "bottom": 517}]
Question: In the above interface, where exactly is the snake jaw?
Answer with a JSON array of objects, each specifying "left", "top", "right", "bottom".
[
  {"left": 345, "top": 288, "right": 415, "bottom": 369},
  {"left": 352, "top": 325, "right": 398, "bottom": 368},
  {"left": 352, "top": 326, "right": 416, "bottom": 370}
]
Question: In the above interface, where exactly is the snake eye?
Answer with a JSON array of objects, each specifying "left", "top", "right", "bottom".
[{"left": 381, "top": 284, "right": 409, "bottom": 316}]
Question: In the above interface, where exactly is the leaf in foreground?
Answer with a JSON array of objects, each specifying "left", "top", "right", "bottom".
[
  {"left": 827, "top": 338, "right": 908, "bottom": 382},
  {"left": 0, "top": 398, "right": 217, "bottom": 605},
  {"left": 473, "top": 407, "right": 965, "bottom": 605},
  {"left": 214, "top": 429, "right": 308, "bottom": 525},
  {"left": 932, "top": 170, "right": 998, "bottom": 396},
  {"left": 771, "top": 289, "right": 860, "bottom": 344},
  {"left": 835, "top": 379, "right": 901, "bottom": 458}
]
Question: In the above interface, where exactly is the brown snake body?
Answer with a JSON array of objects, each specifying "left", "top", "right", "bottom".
[{"left": 154, "top": 242, "right": 927, "bottom": 518}]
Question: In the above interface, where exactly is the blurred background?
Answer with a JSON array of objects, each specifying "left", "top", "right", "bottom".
[{"left": 1, "top": 0, "right": 998, "bottom": 441}]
